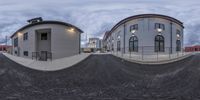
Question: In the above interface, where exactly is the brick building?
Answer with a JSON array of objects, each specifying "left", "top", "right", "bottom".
[{"left": 185, "top": 45, "right": 200, "bottom": 52}]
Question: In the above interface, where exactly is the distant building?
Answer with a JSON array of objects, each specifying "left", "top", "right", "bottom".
[
  {"left": 185, "top": 45, "right": 200, "bottom": 52},
  {"left": 103, "top": 14, "right": 184, "bottom": 54},
  {"left": 10, "top": 17, "right": 83, "bottom": 61},
  {"left": 0, "top": 45, "right": 12, "bottom": 52},
  {"left": 88, "top": 38, "right": 101, "bottom": 49}
]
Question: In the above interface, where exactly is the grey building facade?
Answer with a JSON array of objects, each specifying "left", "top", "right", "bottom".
[
  {"left": 103, "top": 14, "right": 184, "bottom": 54},
  {"left": 11, "top": 18, "right": 83, "bottom": 61}
]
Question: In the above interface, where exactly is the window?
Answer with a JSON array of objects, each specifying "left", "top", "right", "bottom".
[
  {"left": 41, "top": 33, "right": 48, "bottom": 40},
  {"left": 23, "top": 32, "right": 28, "bottom": 40},
  {"left": 14, "top": 38, "right": 18, "bottom": 47},
  {"left": 111, "top": 44, "right": 114, "bottom": 51},
  {"left": 23, "top": 51, "right": 28, "bottom": 56},
  {"left": 176, "top": 30, "right": 181, "bottom": 39},
  {"left": 15, "top": 51, "right": 18, "bottom": 54},
  {"left": 155, "top": 23, "right": 165, "bottom": 30},
  {"left": 176, "top": 40, "right": 181, "bottom": 51},
  {"left": 155, "top": 35, "right": 165, "bottom": 52},
  {"left": 129, "top": 36, "right": 138, "bottom": 52},
  {"left": 117, "top": 41, "right": 121, "bottom": 51},
  {"left": 130, "top": 24, "right": 138, "bottom": 33}
]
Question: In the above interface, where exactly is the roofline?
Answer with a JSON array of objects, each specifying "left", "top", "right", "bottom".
[
  {"left": 10, "top": 20, "right": 84, "bottom": 38},
  {"left": 107, "top": 14, "right": 184, "bottom": 39}
]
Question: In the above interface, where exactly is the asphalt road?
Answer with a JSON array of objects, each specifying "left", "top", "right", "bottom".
[{"left": 0, "top": 53, "right": 200, "bottom": 100}]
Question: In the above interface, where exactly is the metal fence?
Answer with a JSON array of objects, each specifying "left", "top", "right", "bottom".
[
  {"left": 109, "top": 46, "right": 192, "bottom": 62},
  {"left": 32, "top": 52, "right": 52, "bottom": 61}
]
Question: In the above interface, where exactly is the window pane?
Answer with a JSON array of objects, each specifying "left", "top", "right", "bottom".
[{"left": 41, "top": 33, "right": 48, "bottom": 40}]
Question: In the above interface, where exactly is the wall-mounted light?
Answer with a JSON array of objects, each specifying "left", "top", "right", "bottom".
[
  {"left": 157, "top": 28, "right": 163, "bottom": 33},
  {"left": 131, "top": 29, "right": 136, "bottom": 34},
  {"left": 18, "top": 32, "right": 23, "bottom": 37},
  {"left": 117, "top": 35, "right": 121, "bottom": 39},
  {"left": 177, "top": 34, "right": 180, "bottom": 38},
  {"left": 67, "top": 27, "right": 75, "bottom": 33}
]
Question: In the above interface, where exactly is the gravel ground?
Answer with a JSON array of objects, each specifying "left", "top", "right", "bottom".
[{"left": 0, "top": 53, "right": 200, "bottom": 100}]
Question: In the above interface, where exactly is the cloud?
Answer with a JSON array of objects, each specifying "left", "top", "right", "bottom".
[{"left": 0, "top": 0, "right": 200, "bottom": 46}]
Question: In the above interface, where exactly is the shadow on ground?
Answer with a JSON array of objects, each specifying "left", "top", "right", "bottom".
[{"left": 0, "top": 53, "right": 200, "bottom": 100}]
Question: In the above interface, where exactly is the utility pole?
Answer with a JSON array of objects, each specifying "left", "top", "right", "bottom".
[{"left": 6, "top": 36, "right": 8, "bottom": 46}]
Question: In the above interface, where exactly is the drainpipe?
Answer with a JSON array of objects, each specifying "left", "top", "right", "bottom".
[
  {"left": 79, "top": 33, "right": 81, "bottom": 54},
  {"left": 170, "top": 22, "right": 173, "bottom": 54},
  {"left": 123, "top": 23, "right": 126, "bottom": 54}
]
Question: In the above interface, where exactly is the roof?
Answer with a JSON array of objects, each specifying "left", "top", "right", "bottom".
[
  {"left": 105, "top": 14, "right": 184, "bottom": 40},
  {"left": 11, "top": 20, "right": 84, "bottom": 38}
]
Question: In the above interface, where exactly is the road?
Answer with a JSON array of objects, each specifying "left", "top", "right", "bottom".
[{"left": 0, "top": 53, "right": 200, "bottom": 100}]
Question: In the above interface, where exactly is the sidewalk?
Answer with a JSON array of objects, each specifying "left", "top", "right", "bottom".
[
  {"left": 3, "top": 53, "right": 91, "bottom": 71},
  {"left": 111, "top": 52, "right": 195, "bottom": 64}
]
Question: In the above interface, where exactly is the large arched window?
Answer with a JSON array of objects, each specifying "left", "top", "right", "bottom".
[
  {"left": 111, "top": 44, "right": 114, "bottom": 51},
  {"left": 117, "top": 41, "right": 121, "bottom": 51},
  {"left": 155, "top": 35, "right": 165, "bottom": 52},
  {"left": 129, "top": 36, "right": 138, "bottom": 52},
  {"left": 176, "top": 40, "right": 181, "bottom": 51}
]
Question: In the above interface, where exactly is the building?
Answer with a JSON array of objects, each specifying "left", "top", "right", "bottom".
[
  {"left": 88, "top": 38, "right": 101, "bottom": 49},
  {"left": 0, "top": 45, "right": 12, "bottom": 52},
  {"left": 10, "top": 17, "right": 83, "bottom": 61},
  {"left": 103, "top": 14, "right": 184, "bottom": 54},
  {"left": 185, "top": 45, "right": 200, "bottom": 52}
]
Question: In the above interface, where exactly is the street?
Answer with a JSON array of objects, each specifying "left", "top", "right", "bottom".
[{"left": 0, "top": 53, "right": 200, "bottom": 100}]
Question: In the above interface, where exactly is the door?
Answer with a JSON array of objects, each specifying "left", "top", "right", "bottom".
[{"left": 40, "top": 51, "right": 47, "bottom": 61}]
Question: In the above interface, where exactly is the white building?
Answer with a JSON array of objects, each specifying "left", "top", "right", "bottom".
[
  {"left": 103, "top": 14, "right": 184, "bottom": 54},
  {"left": 88, "top": 38, "right": 101, "bottom": 49},
  {"left": 10, "top": 17, "right": 83, "bottom": 61}
]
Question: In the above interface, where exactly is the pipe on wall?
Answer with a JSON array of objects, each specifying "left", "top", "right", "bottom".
[
  {"left": 170, "top": 22, "right": 173, "bottom": 54},
  {"left": 123, "top": 23, "right": 126, "bottom": 53}
]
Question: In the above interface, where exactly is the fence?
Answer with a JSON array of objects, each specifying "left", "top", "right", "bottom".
[
  {"left": 32, "top": 52, "right": 52, "bottom": 61},
  {"left": 110, "top": 46, "right": 192, "bottom": 62}
]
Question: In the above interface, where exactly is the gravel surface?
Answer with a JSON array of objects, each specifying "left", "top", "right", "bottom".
[{"left": 0, "top": 53, "right": 200, "bottom": 100}]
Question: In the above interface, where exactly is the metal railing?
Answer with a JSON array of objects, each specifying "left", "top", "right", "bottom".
[
  {"left": 32, "top": 52, "right": 52, "bottom": 61},
  {"left": 32, "top": 52, "right": 39, "bottom": 60},
  {"left": 109, "top": 46, "right": 192, "bottom": 62}
]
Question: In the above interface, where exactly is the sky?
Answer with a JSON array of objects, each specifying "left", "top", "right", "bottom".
[{"left": 0, "top": 0, "right": 200, "bottom": 46}]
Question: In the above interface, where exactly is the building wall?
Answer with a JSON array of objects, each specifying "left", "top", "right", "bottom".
[
  {"left": 107, "top": 17, "right": 184, "bottom": 54},
  {"left": 12, "top": 24, "right": 81, "bottom": 59}
]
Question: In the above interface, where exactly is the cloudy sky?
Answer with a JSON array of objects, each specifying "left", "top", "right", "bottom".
[{"left": 0, "top": 0, "right": 200, "bottom": 46}]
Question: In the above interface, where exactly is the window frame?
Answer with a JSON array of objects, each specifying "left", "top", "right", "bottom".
[
  {"left": 41, "top": 33, "right": 48, "bottom": 40},
  {"left": 130, "top": 24, "right": 138, "bottom": 32},
  {"left": 155, "top": 35, "right": 165, "bottom": 52},
  {"left": 129, "top": 36, "right": 138, "bottom": 52},
  {"left": 23, "top": 51, "right": 29, "bottom": 56},
  {"left": 23, "top": 32, "right": 28, "bottom": 41},
  {"left": 117, "top": 41, "right": 121, "bottom": 51},
  {"left": 14, "top": 37, "right": 18, "bottom": 47},
  {"left": 155, "top": 23, "right": 165, "bottom": 30},
  {"left": 176, "top": 40, "right": 181, "bottom": 52}
]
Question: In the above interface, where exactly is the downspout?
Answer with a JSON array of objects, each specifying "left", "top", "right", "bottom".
[
  {"left": 79, "top": 33, "right": 81, "bottom": 54},
  {"left": 123, "top": 23, "right": 126, "bottom": 53},
  {"left": 182, "top": 28, "right": 184, "bottom": 52},
  {"left": 170, "top": 22, "right": 173, "bottom": 54}
]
